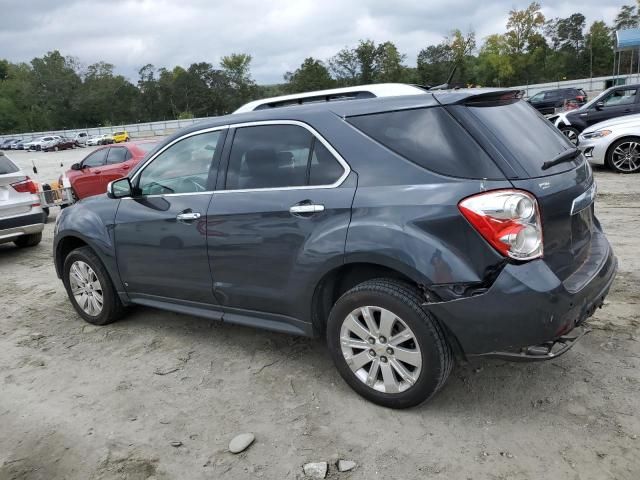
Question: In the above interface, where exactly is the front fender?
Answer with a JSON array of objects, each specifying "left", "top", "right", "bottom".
[{"left": 53, "top": 196, "right": 123, "bottom": 292}]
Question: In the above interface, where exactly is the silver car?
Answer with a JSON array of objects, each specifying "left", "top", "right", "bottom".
[
  {"left": 578, "top": 113, "right": 640, "bottom": 173},
  {"left": 0, "top": 152, "right": 44, "bottom": 247}
]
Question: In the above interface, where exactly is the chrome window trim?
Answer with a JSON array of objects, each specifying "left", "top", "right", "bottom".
[
  {"left": 126, "top": 120, "right": 350, "bottom": 198},
  {"left": 217, "top": 119, "right": 351, "bottom": 194}
]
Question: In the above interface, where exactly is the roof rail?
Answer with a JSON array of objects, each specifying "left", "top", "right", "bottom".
[{"left": 233, "top": 83, "right": 427, "bottom": 113}]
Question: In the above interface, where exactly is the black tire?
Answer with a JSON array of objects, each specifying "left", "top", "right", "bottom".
[
  {"left": 62, "top": 246, "right": 124, "bottom": 325},
  {"left": 14, "top": 233, "right": 42, "bottom": 248},
  {"left": 560, "top": 126, "right": 580, "bottom": 146},
  {"left": 327, "top": 279, "right": 453, "bottom": 409},
  {"left": 605, "top": 137, "right": 640, "bottom": 173}
]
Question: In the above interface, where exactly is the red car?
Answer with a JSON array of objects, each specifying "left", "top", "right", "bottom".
[{"left": 64, "top": 141, "right": 157, "bottom": 200}]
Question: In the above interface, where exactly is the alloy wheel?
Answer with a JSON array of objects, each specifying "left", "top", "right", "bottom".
[
  {"left": 562, "top": 128, "right": 578, "bottom": 146},
  {"left": 340, "top": 306, "right": 422, "bottom": 394},
  {"left": 611, "top": 141, "right": 640, "bottom": 172},
  {"left": 69, "top": 260, "right": 104, "bottom": 316}
]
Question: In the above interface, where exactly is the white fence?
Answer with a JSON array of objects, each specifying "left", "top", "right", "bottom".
[
  {"left": 512, "top": 73, "right": 640, "bottom": 97},
  {"left": 0, "top": 116, "right": 220, "bottom": 143}
]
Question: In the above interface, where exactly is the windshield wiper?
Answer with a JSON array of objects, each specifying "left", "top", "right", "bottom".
[{"left": 541, "top": 148, "right": 580, "bottom": 170}]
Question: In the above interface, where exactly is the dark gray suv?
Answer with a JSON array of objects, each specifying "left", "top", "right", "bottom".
[{"left": 54, "top": 89, "right": 617, "bottom": 408}]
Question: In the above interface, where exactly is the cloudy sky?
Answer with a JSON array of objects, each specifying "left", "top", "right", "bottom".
[{"left": 0, "top": 0, "right": 628, "bottom": 83}]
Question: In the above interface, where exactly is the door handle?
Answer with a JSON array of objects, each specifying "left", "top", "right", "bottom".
[
  {"left": 289, "top": 204, "right": 325, "bottom": 214},
  {"left": 93, "top": 170, "right": 101, "bottom": 174},
  {"left": 176, "top": 212, "right": 201, "bottom": 221},
  {"left": 122, "top": 164, "right": 130, "bottom": 170}
]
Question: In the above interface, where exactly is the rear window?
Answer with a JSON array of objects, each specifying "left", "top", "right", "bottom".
[
  {"left": 0, "top": 156, "right": 19, "bottom": 174},
  {"left": 466, "top": 100, "right": 578, "bottom": 176},
  {"left": 347, "top": 106, "right": 503, "bottom": 179}
]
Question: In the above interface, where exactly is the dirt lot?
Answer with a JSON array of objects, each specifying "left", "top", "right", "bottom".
[{"left": 1, "top": 149, "right": 639, "bottom": 480}]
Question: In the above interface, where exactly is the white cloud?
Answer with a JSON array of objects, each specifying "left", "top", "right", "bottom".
[{"left": 0, "top": 0, "right": 625, "bottom": 83}]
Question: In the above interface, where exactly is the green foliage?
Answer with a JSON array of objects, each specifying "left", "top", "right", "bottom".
[{"left": 0, "top": 3, "right": 634, "bottom": 134}]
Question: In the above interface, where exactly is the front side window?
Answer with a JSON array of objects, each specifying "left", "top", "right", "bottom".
[
  {"left": 603, "top": 88, "right": 637, "bottom": 107},
  {"left": 224, "top": 124, "right": 345, "bottom": 190},
  {"left": 83, "top": 149, "right": 108, "bottom": 168},
  {"left": 138, "top": 130, "right": 221, "bottom": 195}
]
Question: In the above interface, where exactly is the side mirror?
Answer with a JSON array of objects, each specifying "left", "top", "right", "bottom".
[
  {"left": 595, "top": 101, "right": 605, "bottom": 111},
  {"left": 71, "top": 162, "right": 81, "bottom": 170},
  {"left": 107, "top": 177, "right": 133, "bottom": 199}
]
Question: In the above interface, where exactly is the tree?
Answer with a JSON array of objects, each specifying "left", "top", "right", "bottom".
[
  {"left": 220, "top": 53, "right": 256, "bottom": 111},
  {"left": 475, "top": 34, "right": 513, "bottom": 86},
  {"left": 586, "top": 21, "right": 614, "bottom": 77},
  {"left": 614, "top": 4, "right": 639, "bottom": 31},
  {"left": 505, "top": 2, "right": 545, "bottom": 55},
  {"left": 284, "top": 57, "right": 334, "bottom": 93},
  {"left": 375, "top": 41, "right": 408, "bottom": 82}
]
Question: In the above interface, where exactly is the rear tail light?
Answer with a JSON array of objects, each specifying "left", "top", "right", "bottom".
[
  {"left": 11, "top": 176, "right": 38, "bottom": 195},
  {"left": 458, "top": 189, "right": 543, "bottom": 261}
]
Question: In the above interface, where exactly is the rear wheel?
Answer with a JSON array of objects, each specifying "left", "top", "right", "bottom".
[
  {"left": 14, "top": 233, "right": 42, "bottom": 248},
  {"left": 560, "top": 127, "right": 580, "bottom": 146},
  {"left": 327, "top": 279, "right": 453, "bottom": 408},
  {"left": 606, "top": 137, "right": 640, "bottom": 173},
  {"left": 62, "top": 246, "right": 124, "bottom": 325}
]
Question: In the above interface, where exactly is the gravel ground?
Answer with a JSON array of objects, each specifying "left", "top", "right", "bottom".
[{"left": 1, "top": 149, "right": 639, "bottom": 480}]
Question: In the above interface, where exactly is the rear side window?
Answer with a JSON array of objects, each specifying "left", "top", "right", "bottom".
[
  {"left": 347, "top": 107, "right": 503, "bottom": 179},
  {"left": 107, "top": 147, "right": 129, "bottom": 164},
  {"left": 0, "top": 156, "right": 19, "bottom": 174},
  {"left": 467, "top": 100, "right": 576, "bottom": 176},
  {"left": 225, "top": 124, "right": 346, "bottom": 190}
]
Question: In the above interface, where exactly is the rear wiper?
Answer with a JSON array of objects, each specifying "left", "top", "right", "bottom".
[{"left": 541, "top": 148, "right": 580, "bottom": 170}]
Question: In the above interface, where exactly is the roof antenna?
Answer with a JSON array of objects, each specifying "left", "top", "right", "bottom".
[{"left": 429, "top": 63, "right": 458, "bottom": 91}]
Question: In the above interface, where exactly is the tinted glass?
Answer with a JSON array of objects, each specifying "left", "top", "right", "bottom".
[
  {"left": 136, "top": 142, "right": 158, "bottom": 153},
  {"left": 138, "top": 131, "right": 221, "bottom": 195},
  {"left": 468, "top": 100, "right": 577, "bottom": 176},
  {"left": 347, "top": 107, "right": 503, "bottom": 179},
  {"left": 107, "top": 147, "right": 128, "bottom": 164},
  {"left": 225, "top": 125, "right": 312, "bottom": 190},
  {"left": 309, "top": 141, "right": 344, "bottom": 185},
  {"left": 0, "top": 156, "right": 19, "bottom": 174},
  {"left": 83, "top": 149, "right": 108, "bottom": 168},
  {"left": 603, "top": 88, "right": 637, "bottom": 106}
]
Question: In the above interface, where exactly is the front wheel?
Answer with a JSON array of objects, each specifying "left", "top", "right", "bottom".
[
  {"left": 62, "top": 246, "right": 124, "bottom": 325},
  {"left": 560, "top": 127, "right": 580, "bottom": 146},
  {"left": 606, "top": 137, "right": 640, "bottom": 173},
  {"left": 327, "top": 279, "right": 453, "bottom": 409}
]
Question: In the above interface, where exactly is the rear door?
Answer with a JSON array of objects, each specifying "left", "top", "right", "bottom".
[
  {"left": 114, "top": 128, "right": 226, "bottom": 304},
  {"left": 72, "top": 148, "right": 108, "bottom": 199},
  {"left": 207, "top": 121, "right": 355, "bottom": 327}
]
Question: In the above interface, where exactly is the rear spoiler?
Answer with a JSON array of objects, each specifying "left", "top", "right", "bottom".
[{"left": 461, "top": 90, "right": 525, "bottom": 106}]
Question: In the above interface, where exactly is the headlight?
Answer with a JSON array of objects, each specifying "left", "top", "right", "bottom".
[{"left": 582, "top": 129, "right": 612, "bottom": 139}]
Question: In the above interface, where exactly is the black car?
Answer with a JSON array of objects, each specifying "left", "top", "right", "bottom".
[
  {"left": 528, "top": 88, "right": 587, "bottom": 115},
  {"left": 551, "top": 84, "right": 640, "bottom": 144},
  {"left": 53, "top": 89, "right": 616, "bottom": 408}
]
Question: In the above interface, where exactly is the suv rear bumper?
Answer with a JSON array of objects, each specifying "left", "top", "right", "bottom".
[{"left": 427, "top": 232, "right": 617, "bottom": 357}]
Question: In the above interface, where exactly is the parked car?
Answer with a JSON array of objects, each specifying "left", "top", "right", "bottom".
[
  {"left": 62, "top": 141, "right": 158, "bottom": 200},
  {"left": 527, "top": 88, "right": 587, "bottom": 115},
  {"left": 0, "top": 152, "right": 44, "bottom": 248},
  {"left": 100, "top": 134, "right": 114, "bottom": 145},
  {"left": 86, "top": 135, "right": 103, "bottom": 147},
  {"left": 550, "top": 84, "right": 640, "bottom": 145},
  {"left": 9, "top": 139, "right": 24, "bottom": 150},
  {"left": 43, "top": 137, "right": 76, "bottom": 152},
  {"left": 112, "top": 130, "right": 130, "bottom": 143},
  {"left": 578, "top": 113, "right": 640, "bottom": 173},
  {"left": 72, "top": 132, "right": 89, "bottom": 147},
  {"left": 53, "top": 88, "right": 617, "bottom": 408},
  {"left": 24, "top": 135, "right": 61, "bottom": 151},
  {"left": 1, "top": 138, "right": 18, "bottom": 149}
]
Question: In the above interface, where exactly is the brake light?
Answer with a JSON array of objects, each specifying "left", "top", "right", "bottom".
[
  {"left": 11, "top": 176, "right": 38, "bottom": 195},
  {"left": 458, "top": 189, "right": 543, "bottom": 261}
]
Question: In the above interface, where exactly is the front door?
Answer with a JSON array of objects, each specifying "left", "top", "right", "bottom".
[
  {"left": 73, "top": 148, "right": 109, "bottom": 199},
  {"left": 583, "top": 86, "right": 640, "bottom": 127},
  {"left": 207, "top": 122, "right": 355, "bottom": 324},
  {"left": 114, "top": 128, "right": 226, "bottom": 305}
]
